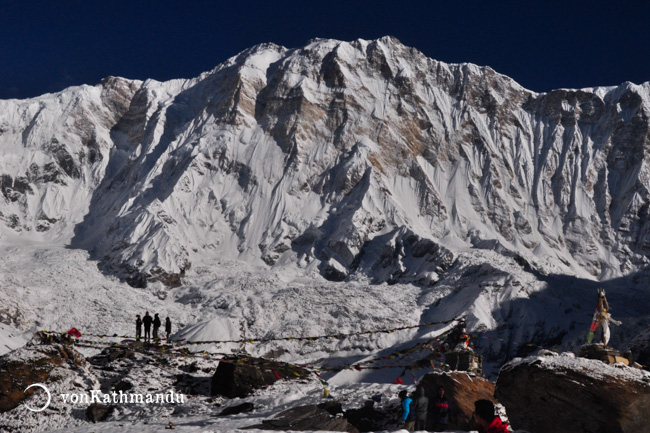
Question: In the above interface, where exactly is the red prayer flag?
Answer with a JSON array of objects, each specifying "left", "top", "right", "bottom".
[{"left": 67, "top": 328, "right": 82, "bottom": 338}]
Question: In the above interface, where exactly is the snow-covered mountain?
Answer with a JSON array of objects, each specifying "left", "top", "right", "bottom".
[
  {"left": 2, "top": 36, "right": 650, "bottom": 283},
  {"left": 1, "top": 36, "right": 650, "bottom": 369}
]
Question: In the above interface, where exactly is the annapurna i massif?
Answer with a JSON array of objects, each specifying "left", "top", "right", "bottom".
[{"left": 0, "top": 36, "right": 649, "bottom": 289}]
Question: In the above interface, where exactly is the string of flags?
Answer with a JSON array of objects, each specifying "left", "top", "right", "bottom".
[
  {"left": 40, "top": 317, "right": 460, "bottom": 346},
  {"left": 39, "top": 321, "right": 555, "bottom": 356},
  {"left": 68, "top": 336, "right": 446, "bottom": 373},
  {"left": 40, "top": 323, "right": 457, "bottom": 373},
  {"left": 350, "top": 329, "right": 452, "bottom": 368},
  {"left": 68, "top": 336, "right": 446, "bottom": 394},
  {"left": 39, "top": 323, "right": 560, "bottom": 374},
  {"left": 36, "top": 318, "right": 565, "bottom": 391},
  {"left": 67, "top": 331, "right": 455, "bottom": 397},
  {"left": 36, "top": 321, "right": 573, "bottom": 396}
]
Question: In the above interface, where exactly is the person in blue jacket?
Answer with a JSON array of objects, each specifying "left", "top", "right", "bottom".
[{"left": 398, "top": 390, "right": 414, "bottom": 429}]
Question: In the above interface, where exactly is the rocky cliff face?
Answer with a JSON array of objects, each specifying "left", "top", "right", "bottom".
[{"left": 1, "top": 36, "right": 649, "bottom": 289}]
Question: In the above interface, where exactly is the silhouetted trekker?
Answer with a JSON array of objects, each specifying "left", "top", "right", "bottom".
[
  {"left": 433, "top": 386, "right": 451, "bottom": 431},
  {"left": 136, "top": 314, "right": 142, "bottom": 341},
  {"left": 413, "top": 387, "right": 429, "bottom": 431},
  {"left": 165, "top": 317, "right": 172, "bottom": 342},
  {"left": 153, "top": 313, "right": 161, "bottom": 342},
  {"left": 143, "top": 311, "right": 153, "bottom": 342}
]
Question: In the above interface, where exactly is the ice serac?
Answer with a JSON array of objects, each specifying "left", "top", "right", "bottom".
[{"left": 1, "top": 37, "right": 649, "bottom": 288}]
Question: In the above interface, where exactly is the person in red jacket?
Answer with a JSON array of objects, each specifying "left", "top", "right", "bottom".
[
  {"left": 433, "top": 386, "right": 451, "bottom": 431},
  {"left": 473, "top": 399, "right": 509, "bottom": 433}
]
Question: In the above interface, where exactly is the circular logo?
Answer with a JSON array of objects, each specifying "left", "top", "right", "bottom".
[{"left": 24, "top": 383, "right": 51, "bottom": 412}]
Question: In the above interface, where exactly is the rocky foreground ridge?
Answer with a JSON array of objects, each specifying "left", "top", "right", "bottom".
[
  {"left": 2, "top": 341, "right": 650, "bottom": 433},
  {"left": 0, "top": 36, "right": 649, "bottom": 287}
]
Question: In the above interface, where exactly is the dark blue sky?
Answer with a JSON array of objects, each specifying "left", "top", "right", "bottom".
[{"left": 2, "top": 1, "right": 648, "bottom": 99}]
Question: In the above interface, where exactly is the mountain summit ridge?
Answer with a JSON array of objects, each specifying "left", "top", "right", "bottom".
[{"left": 1, "top": 36, "right": 649, "bottom": 288}]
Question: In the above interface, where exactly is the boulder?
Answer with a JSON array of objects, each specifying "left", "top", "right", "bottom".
[
  {"left": 113, "top": 379, "right": 134, "bottom": 392},
  {"left": 218, "top": 402, "right": 255, "bottom": 416},
  {"left": 259, "top": 403, "right": 359, "bottom": 432},
  {"left": 88, "top": 346, "right": 136, "bottom": 367},
  {"left": 0, "top": 344, "right": 86, "bottom": 412},
  {"left": 416, "top": 371, "right": 497, "bottom": 430},
  {"left": 495, "top": 351, "right": 650, "bottom": 433},
  {"left": 175, "top": 373, "right": 211, "bottom": 396},
  {"left": 211, "top": 356, "right": 310, "bottom": 398},
  {"left": 345, "top": 400, "right": 390, "bottom": 432},
  {"left": 319, "top": 400, "right": 344, "bottom": 416},
  {"left": 86, "top": 402, "right": 115, "bottom": 422}
]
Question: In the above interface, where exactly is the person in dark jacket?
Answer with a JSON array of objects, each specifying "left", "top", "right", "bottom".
[
  {"left": 473, "top": 399, "right": 509, "bottom": 433},
  {"left": 143, "top": 311, "right": 153, "bottom": 342},
  {"left": 165, "top": 317, "right": 172, "bottom": 341},
  {"left": 153, "top": 313, "right": 161, "bottom": 341},
  {"left": 135, "top": 314, "right": 142, "bottom": 341},
  {"left": 433, "top": 386, "right": 451, "bottom": 431},
  {"left": 413, "top": 387, "right": 429, "bottom": 430}
]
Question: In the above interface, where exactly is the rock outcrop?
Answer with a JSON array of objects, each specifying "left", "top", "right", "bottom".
[
  {"left": 218, "top": 402, "right": 255, "bottom": 416},
  {"left": 86, "top": 402, "right": 115, "bottom": 423},
  {"left": 417, "top": 371, "right": 497, "bottom": 431},
  {"left": 0, "top": 343, "right": 102, "bottom": 432},
  {"left": 257, "top": 403, "right": 359, "bottom": 432},
  {"left": 0, "top": 344, "right": 87, "bottom": 412},
  {"left": 495, "top": 351, "right": 650, "bottom": 433},
  {"left": 344, "top": 400, "right": 391, "bottom": 432},
  {"left": 211, "top": 356, "right": 310, "bottom": 398}
]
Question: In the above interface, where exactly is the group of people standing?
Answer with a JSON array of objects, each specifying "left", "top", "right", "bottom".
[
  {"left": 399, "top": 388, "right": 430, "bottom": 430},
  {"left": 135, "top": 312, "right": 172, "bottom": 343},
  {"left": 399, "top": 387, "right": 446, "bottom": 431},
  {"left": 399, "top": 386, "right": 508, "bottom": 432}
]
